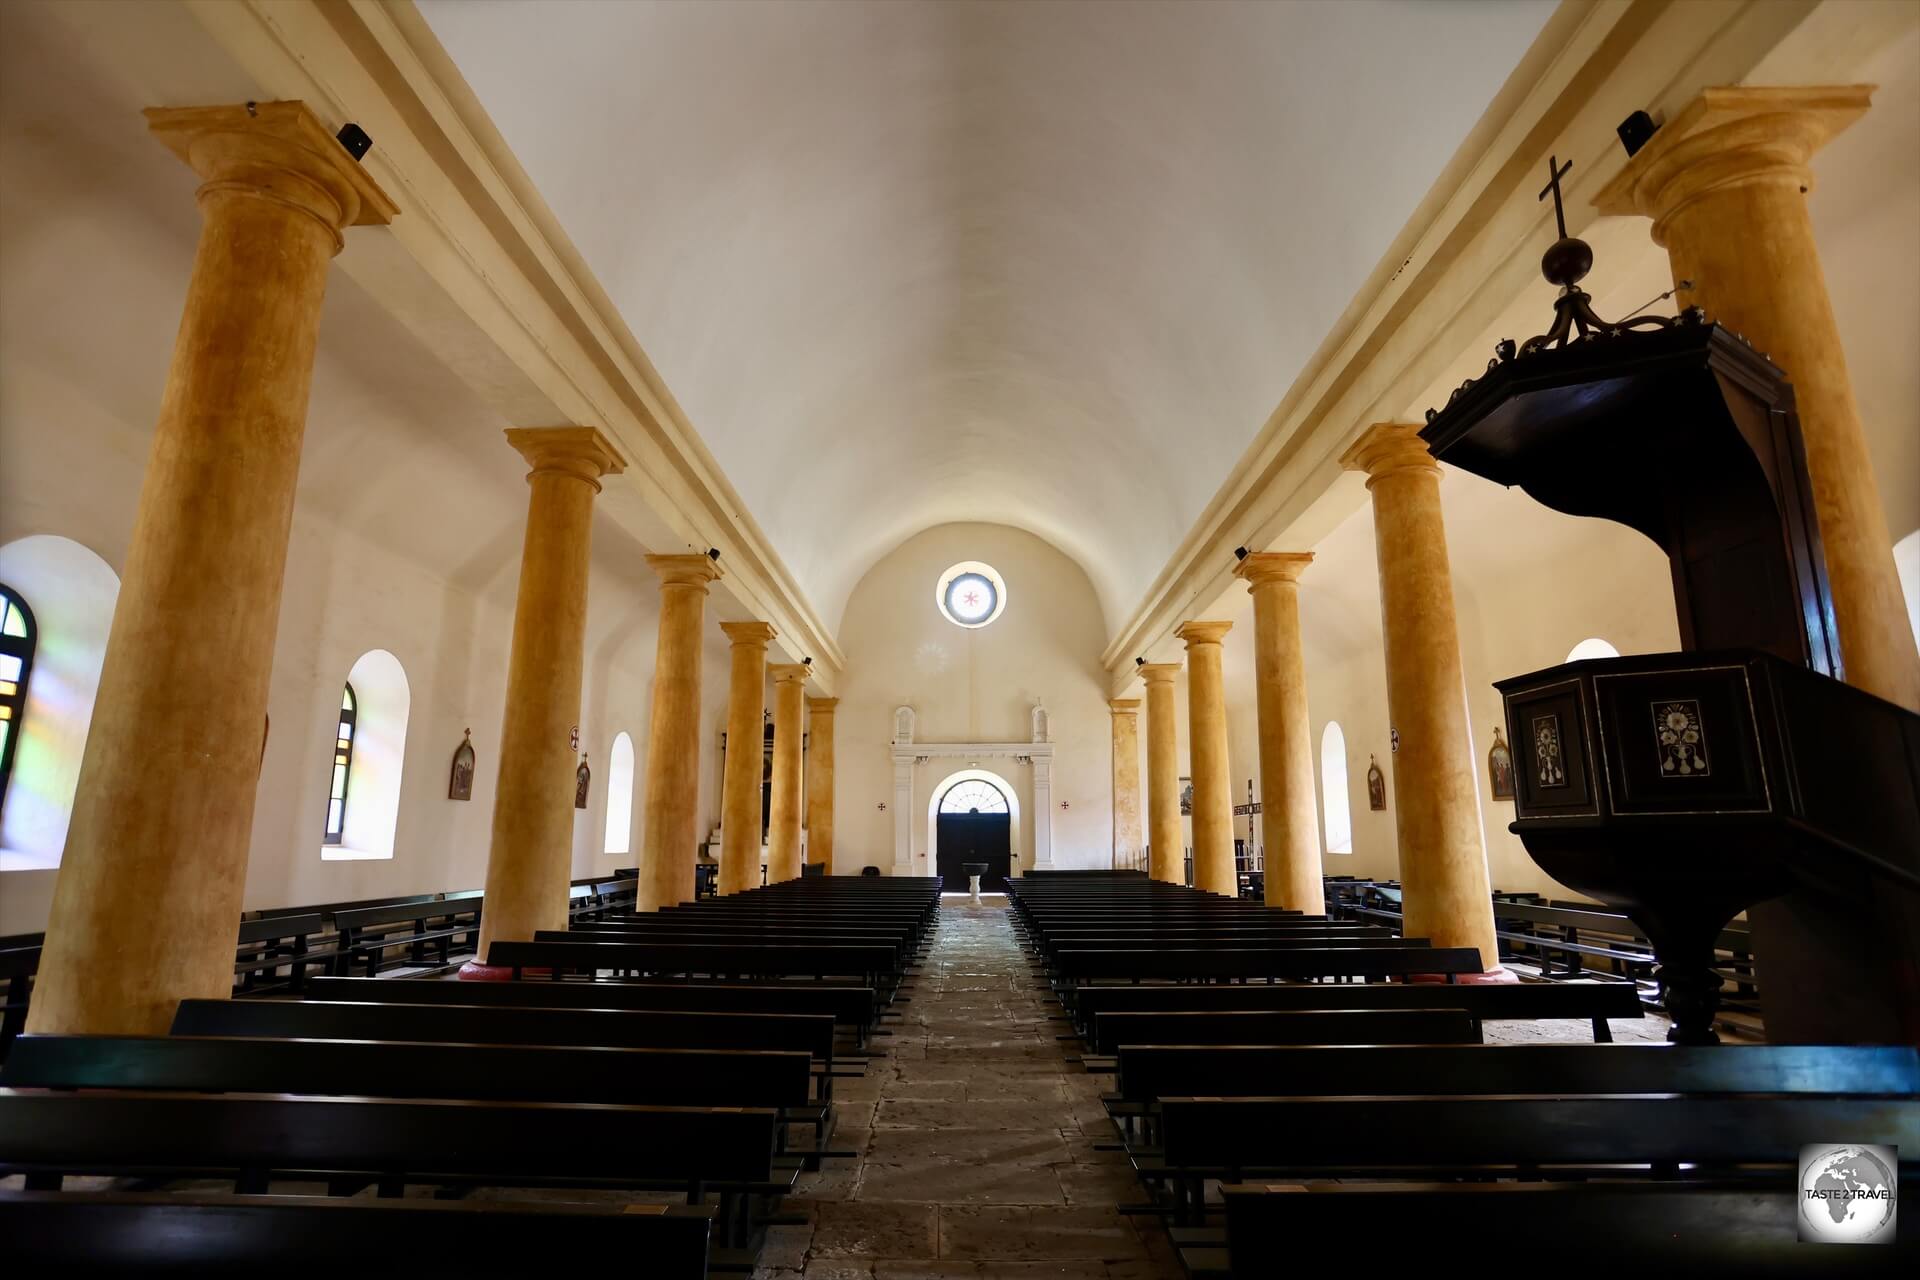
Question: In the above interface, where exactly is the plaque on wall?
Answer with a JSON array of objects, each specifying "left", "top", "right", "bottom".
[
  {"left": 1366, "top": 755, "right": 1386, "bottom": 811},
  {"left": 448, "top": 728, "right": 475, "bottom": 801},
  {"left": 1487, "top": 726, "right": 1515, "bottom": 800},
  {"left": 575, "top": 754, "right": 591, "bottom": 810}
]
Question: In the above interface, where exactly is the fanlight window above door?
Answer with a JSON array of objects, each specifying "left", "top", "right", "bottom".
[{"left": 938, "top": 779, "right": 1008, "bottom": 814}]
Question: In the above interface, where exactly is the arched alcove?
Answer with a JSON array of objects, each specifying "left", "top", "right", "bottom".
[
  {"left": 925, "top": 766, "right": 1023, "bottom": 874},
  {"left": 324, "top": 648, "right": 410, "bottom": 861},
  {"left": 1320, "top": 721, "right": 1353, "bottom": 855},
  {"left": 605, "top": 731, "right": 636, "bottom": 854},
  {"left": 0, "top": 535, "right": 119, "bottom": 872}
]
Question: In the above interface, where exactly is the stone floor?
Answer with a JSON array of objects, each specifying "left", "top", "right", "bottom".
[{"left": 757, "top": 895, "right": 1181, "bottom": 1279}]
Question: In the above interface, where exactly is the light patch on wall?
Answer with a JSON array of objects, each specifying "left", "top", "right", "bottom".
[
  {"left": 1565, "top": 637, "right": 1621, "bottom": 662},
  {"left": 605, "top": 730, "right": 635, "bottom": 854},
  {"left": 323, "top": 649, "right": 410, "bottom": 861},
  {"left": 1320, "top": 721, "right": 1353, "bottom": 855},
  {"left": 0, "top": 535, "right": 118, "bottom": 872}
]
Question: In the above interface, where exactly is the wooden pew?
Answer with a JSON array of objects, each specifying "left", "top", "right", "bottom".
[
  {"left": 1215, "top": 1182, "right": 1913, "bottom": 1271},
  {"left": 1112, "top": 1042, "right": 1920, "bottom": 1113},
  {"left": 488, "top": 939, "right": 902, "bottom": 992},
  {"left": 1, "top": 1032, "right": 833, "bottom": 1167},
  {"left": 1087, "top": 1008, "right": 1480, "bottom": 1056},
  {"left": 1154, "top": 1093, "right": 1920, "bottom": 1212},
  {"left": 1052, "top": 946, "right": 1482, "bottom": 985},
  {"left": 0, "top": 1191, "right": 718, "bottom": 1277},
  {"left": 307, "top": 975, "right": 881, "bottom": 1046},
  {"left": 334, "top": 898, "right": 483, "bottom": 976},
  {"left": 169, "top": 998, "right": 844, "bottom": 1098},
  {"left": 1067, "top": 977, "right": 1643, "bottom": 1041},
  {"left": 0, "top": 1088, "right": 780, "bottom": 1244}
]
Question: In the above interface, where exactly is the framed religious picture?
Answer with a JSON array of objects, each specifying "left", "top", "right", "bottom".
[
  {"left": 448, "top": 728, "right": 475, "bottom": 801},
  {"left": 575, "top": 754, "right": 591, "bottom": 809},
  {"left": 1178, "top": 777, "right": 1193, "bottom": 816},
  {"left": 1366, "top": 755, "right": 1386, "bottom": 811},
  {"left": 1488, "top": 726, "right": 1515, "bottom": 800}
]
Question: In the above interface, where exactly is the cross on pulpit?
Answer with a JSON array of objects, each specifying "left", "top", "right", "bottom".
[{"left": 1539, "top": 155, "right": 1574, "bottom": 240}]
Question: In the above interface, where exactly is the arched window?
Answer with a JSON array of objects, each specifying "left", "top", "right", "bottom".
[
  {"left": 939, "top": 778, "right": 1009, "bottom": 814},
  {"left": 1566, "top": 637, "right": 1621, "bottom": 662},
  {"left": 323, "top": 684, "right": 356, "bottom": 844},
  {"left": 604, "top": 731, "right": 636, "bottom": 854},
  {"left": 1320, "top": 721, "right": 1352, "bottom": 854},
  {"left": 323, "top": 649, "right": 411, "bottom": 861},
  {"left": 0, "top": 583, "right": 36, "bottom": 818}
]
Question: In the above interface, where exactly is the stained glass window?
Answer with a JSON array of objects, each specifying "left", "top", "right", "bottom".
[
  {"left": 324, "top": 683, "right": 357, "bottom": 844},
  {"left": 944, "top": 573, "right": 996, "bottom": 625},
  {"left": 0, "top": 584, "right": 33, "bottom": 819},
  {"left": 938, "top": 779, "right": 1009, "bottom": 814}
]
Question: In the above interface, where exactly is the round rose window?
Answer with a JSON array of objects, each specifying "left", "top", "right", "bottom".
[{"left": 935, "top": 562, "right": 1007, "bottom": 629}]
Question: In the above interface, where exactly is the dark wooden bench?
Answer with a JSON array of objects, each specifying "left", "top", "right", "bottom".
[
  {"left": 1214, "top": 1181, "right": 1912, "bottom": 1271},
  {"left": 334, "top": 899, "right": 483, "bottom": 977},
  {"left": 1053, "top": 946, "right": 1483, "bottom": 985},
  {"left": 169, "top": 998, "right": 844, "bottom": 1099},
  {"left": 0, "top": 1087, "right": 781, "bottom": 1245},
  {"left": 1153, "top": 1093, "right": 1920, "bottom": 1220},
  {"left": 1113, "top": 1042, "right": 1920, "bottom": 1111},
  {"left": 2, "top": 1032, "right": 835, "bottom": 1167},
  {"left": 309, "top": 975, "right": 882, "bottom": 1044},
  {"left": 232, "top": 913, "right": 335, "bottom": 993},
  {"left": 547, "top": 928, "right": 912, "bottom": 970},
  {"left": 1067, "top": 976, "right": 1644, "bottom": 1041},
  {"left": 0, "top": 936, "right": 41, "bottom": 1061},
  {"left": 489, "top": 939, "right": 902, "bottom": 992},
  {"left": 1086, "top": 1007, "right": 1479, "bottom": 1056},
  {"left": 0, "top": 1190, "right": 718, "bottom": 1276}
]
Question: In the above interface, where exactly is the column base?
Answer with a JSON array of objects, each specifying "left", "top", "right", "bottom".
[
  {"left": 455, "top": 961, "right": 553, "bottom": 981},
  {"left": 1409, "top": 966, "right": 1519, "bottom": 986}
]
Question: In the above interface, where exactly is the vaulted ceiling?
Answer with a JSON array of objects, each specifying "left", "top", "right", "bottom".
[{"left": 417, "top": 0, "right": 1555, "bottom": 632}]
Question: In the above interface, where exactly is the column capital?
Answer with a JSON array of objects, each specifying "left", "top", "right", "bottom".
[
  {"left": 807, "top": 696, "right": 840, "bottom": 712},
  {"left": 505, "top": 426, "right": 626, "bottom": 491},
  {"left": 646, "top": 553, "right": 723, "bottom": 589},
  {"left": 146, "top": 101, "right": 397, "bottom": 250},
  {"left": 769, "top": 663, "right": 810, "bottom": 686},
  {"left": 1592, "top": 86, "right": 1871, "bottom": 241},
  {"left": 1136, "top": 661, "right": 1182, "bottom": 686},
  {"left": 1176, "top": 620, "right": 1232, "bottom": 648},
  {"left": 720, "top": 620, "right": 778, "bottom": 647},
  {"left": 1340, "top": 421, "right": 1437, "bottom": 486},
  {"left": 1108, "top": 698, "right": 1141, "bottom": 715},
  {"left": 1234, "top": 551, "right": 1314, "bottom": 588}
]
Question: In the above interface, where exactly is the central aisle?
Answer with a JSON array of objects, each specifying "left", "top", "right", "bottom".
[{"left": 759, "top": 896, "right": 1180, "bottom": 1278}]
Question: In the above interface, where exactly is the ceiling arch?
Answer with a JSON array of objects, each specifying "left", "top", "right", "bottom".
[{"left": 419, "top": 0, "right": 1554, "bottom": 633}]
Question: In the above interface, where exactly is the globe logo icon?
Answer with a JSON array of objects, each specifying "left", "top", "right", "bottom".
[{"left": 1798, "top": 1143, "right": 1898, "bottom": 1244}]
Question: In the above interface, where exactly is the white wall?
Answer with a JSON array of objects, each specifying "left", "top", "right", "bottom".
[{"left": 835, "top": 523, "right": 1112, "bottom": 875}]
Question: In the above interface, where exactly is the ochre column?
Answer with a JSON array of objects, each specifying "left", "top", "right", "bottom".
[
  {"left": 1594, "top": 86, "right": 1920, "bottom": 714},
  {"left": 1108, "top": 699, "right": 1143, "bottom": 871},
  {"left": 638, "top": 554, "right": 722, "bottom": 912},
  {"left": 765, "top": 664, "right": 808, "bottom": 884},
  {"left": 806, "top": 697, "right": 838, "bottom": 873},
  {"left": 1178, "top": 622, "right": 1236, "bottom": 898},
  {"left": 718, "top": 622, "right": 775, "bottom": 894},
  {"left": 1234, "top": 553, "right": 1325, "bottom": 913},
  {"left": 467, "top": 426, "right": 627, "bottom": 972},
  {"left": 1341, "top": 423, "right": 1502, "bottom": 976},
  {"left": 28, "top": 103, "right": 396, "bottom": 1035},
  {"left": 1138, "top": 664, "right": 1184, "bottom": 884}
]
